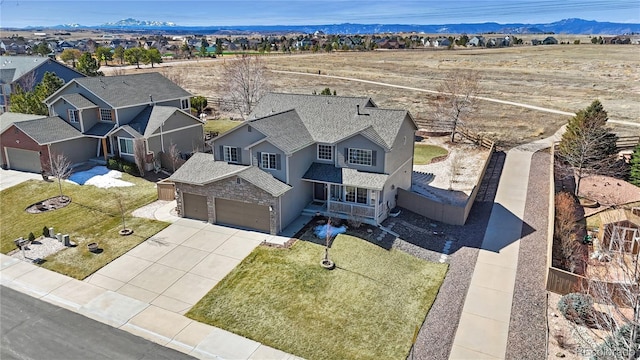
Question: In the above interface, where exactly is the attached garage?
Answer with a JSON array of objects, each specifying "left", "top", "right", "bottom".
[
  {"left": 215, "top": 198, "right": 270, "bottom": 233},
  {"left": 183, "top": 193, "right": 208, "bottom": 221},
  {"left": 5, "top": 147, "right": 42, "bottom": 173}
]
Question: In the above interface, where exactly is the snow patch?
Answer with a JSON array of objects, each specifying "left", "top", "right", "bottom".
[{"left": 67, "top": 166, "right": 134, "bottom": 188}]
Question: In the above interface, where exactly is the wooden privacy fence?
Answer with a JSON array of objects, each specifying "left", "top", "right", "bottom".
[
  {"left": 157, "top": 180, "right": 175, "bottom": 201},
  {"left": 616, "top": 135, "right": 639, "bottom": 150},
  {"left": 455, "top": 127, "right": 495, "bottom": 150}
]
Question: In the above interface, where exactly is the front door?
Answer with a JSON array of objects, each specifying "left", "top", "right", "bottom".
[{"left": 314, "top": 183, "right": 327, "bottom": 201}]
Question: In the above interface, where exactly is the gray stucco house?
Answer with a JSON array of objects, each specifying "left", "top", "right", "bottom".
[
  {"left": 1, "top": 72, "right": 204, "bottom": 173},
  {"left": 169, "top": 93, "right": 418, "bottom": 235}
]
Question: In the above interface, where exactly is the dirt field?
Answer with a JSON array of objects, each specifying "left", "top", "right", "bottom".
[{"left": 112, "top": 44, "right": 639, "bottom": 148}]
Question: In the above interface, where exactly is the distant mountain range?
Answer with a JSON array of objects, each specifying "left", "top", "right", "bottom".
[{"left": 17, "top": 18, "right": 640, "bottom": 35}]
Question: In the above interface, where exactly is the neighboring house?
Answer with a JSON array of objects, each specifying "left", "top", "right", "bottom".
[
  {"left": 0, "top": 38, "right": 30, "bottom": 55},
  {"left": 0, "top": 55, "right": 85, "bottom": 113},
  {"left": 468, "top": 36, "right": 486, "bottom": 47},
  {"left": 542, "top": 36, "right": 558, "bottom": 45},
  {"left": 1, "top": 72, "right": 204, "bottom": 173},
  {"left": 433, "top": 38, "right": 451, "bottom": 47},
  {"left": 170, "top": 93, "right": 418, "bottom": 235}
]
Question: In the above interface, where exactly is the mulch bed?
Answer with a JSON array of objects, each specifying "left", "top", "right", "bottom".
[{"left": 25, "top": 196, "right": 71, "bottom": 214}]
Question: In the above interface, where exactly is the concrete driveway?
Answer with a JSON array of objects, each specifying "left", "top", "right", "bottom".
[
  {"left": 0, "top": 169, "right": 43, "bottom": 190},
  {"left": 84, "top": 218, "right": 274, "bottom": 315}
]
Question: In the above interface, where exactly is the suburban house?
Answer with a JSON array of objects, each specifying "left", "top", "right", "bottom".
[
  {"left": 1, "top": 72, "right": 204, "bottom": 174},
  {"left": 169, "top": 93, "right": 418, "bottom": 235},
  {"left": 0, "top": 56, "right": 86, "bottom": 113}
]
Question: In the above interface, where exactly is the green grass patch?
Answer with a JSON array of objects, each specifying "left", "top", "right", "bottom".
[
  {"left": 413, "top": 144, "right": 448, "bottom": 165},
  {"left": 0, "top": 176, "right": 168, "bottom": 279},
  {"left": 203, "top": 119, "right": 243, "bottom": 135},
  {"left": 187, "top": 234, "right": 448, "bottom": 360}
]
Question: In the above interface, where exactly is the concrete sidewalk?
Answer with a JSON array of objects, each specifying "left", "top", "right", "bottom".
[
  {"left": 1, "top": 253, "right": 301, "bottom": 360},
  {"left": 449, "top": 130, "right": 561, "bottom": 359}
]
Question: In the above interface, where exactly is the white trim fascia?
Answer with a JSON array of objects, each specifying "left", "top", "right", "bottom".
[{"left": 146, "top": 123, "right": 203, "bottom": 137}]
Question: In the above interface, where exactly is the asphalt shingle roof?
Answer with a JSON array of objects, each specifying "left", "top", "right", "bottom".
[
  {"left": 248, "top": 109, "right": 313, "bottom": 154},
  {"left": 302, "top": 162, "right": 388, "bottom": 190},
  {"left": 84, "top": 122, "right": 116, "bottom": 137},
  {"left": 60, "top": 93, "right": 97, "bottom": 109},
  {"left": 0, "top": 56, "right": 51, "bottom": 83},
  {"left": 13, "top": 116, "right": 82, "bottom": 144},
  {"left": 0, "top": 112, "right": 45, "bottom": 133},
  {"left": 71, "top": 72, "right": 191, "bottom": 108},
  {"left": 169, "top": 153, "right": 291, "bottom": 197},
  {"left": 128, "top": 105, "right": 182, "bottom": 137},
  {"left": 249, "top": 93, "right": 411, "bottom": 150}
]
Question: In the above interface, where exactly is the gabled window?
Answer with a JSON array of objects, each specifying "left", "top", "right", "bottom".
[
  {"left": 100, "top": 108, "right": 113, "bottom": 122},
  {"left": 317, "top": 144, "right": 333, "bottom": 161},
  {"left": 180, "top": 99, "right": 189, "bottom": 110},
  {"left": 261, "top": 152, "right": 277, "bottom": 169},
  {"left": 68, "top": 109, "right": 79, "bottom": 123},
  {"left": 348, "top": 148, "right": 373, "bottom": 166},
  {"left": 223, "top": 146, "right": 238, "bottom": 163},
  {"left": 118, "top": 137, "right": 134, "bottom": 156}
]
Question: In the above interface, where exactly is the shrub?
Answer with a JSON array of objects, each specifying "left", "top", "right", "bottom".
[
  {"left": 592, "top": 323, "right": 640, "bottom": 360},
  {"left": 28, "top": 232, "right": 36, "bottom": 242},
  {"left": 107, "top": 157, "right": 139, "bottom": 176},
  {"left": 42, "top": 226, "right": 50, "bottom": 237},
  {"left": 558, "top": 292, "right": 594, "bottom": 325},
  {"left": 107, "top": 158, "right": 120, "bottom": 171},
  {"left": 121, "top": 164, "right": 138, "bottom": 176}
]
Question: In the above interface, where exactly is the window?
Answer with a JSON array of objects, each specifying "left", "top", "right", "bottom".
[
  {"left": 118, "top": 137, "right": 134, "bottom": 156},
  {"left": 348, "top": 148, "right": 372, "bottom": 166},
  {"left": 345, "top": 186, "right": 368, "bottom": 204},
  {"left": 180, "top": 99, "right": 189, "bottom": 110},
  {"left": 223, "top": 146, "right": 238, "bottom": 163},
  {"left": 261, "top": 152, "right": 277, "bottom": 169},
  {"left": 100, "top": 108, "right": 113, "bottom": 122},
  {"left": 68, "top": 109, "right": 79, "bottom": 123},
  {"left": 330, "top": 184, "right": 343, "bottom": 201},
  {"left": 317, "top": 144, "right": 333, "bottom": 161}
]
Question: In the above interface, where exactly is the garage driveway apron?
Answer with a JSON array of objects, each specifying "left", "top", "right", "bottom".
[{"left": 84, "top": 218, "right": 271, "bottom": 315}]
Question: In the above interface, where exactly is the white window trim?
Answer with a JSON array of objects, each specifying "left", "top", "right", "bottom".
[
  {"left": 223, "top": 145, "right": 238, "bottom": 163},
  {"left": 68, "top": 109, "right": 79, "bottom": 123},
  {"left": 317, "top": 144, "right": 333, "bottom": 161},
  {"left": 118, "top": 137, "right": 134, "bottom": 156},
  {"left": 261, "top": 152, "right": 277, "bottom": 169},
  {"left": 99, "top": 108, "right": 113, "bottom": 122},
  {"left": 180, "top": 99, "right": 190, "bottom": 110},
  {"left": 344, "top": 186, "right": 369, "bottom": 205},
  {"left": 348, "top": 148, "right": 373, "bottom": 166}
]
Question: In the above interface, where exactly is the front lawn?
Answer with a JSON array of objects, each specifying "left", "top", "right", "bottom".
[
  {"left": 414, "top": 144, "right": 448, "bottom": 165},
  {"left": 203, "top": 118, "right": 243, "bottom": 135},
  {"left": 0, "top": 176, "right": 168, "bottom": 279},
  {"left": 187, "top": 235, "right": 448, "bottom": 360}
]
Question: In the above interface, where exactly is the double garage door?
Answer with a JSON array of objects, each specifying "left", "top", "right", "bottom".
[
  {"left": 5, "top": 147, "right": 42, "bottom": 173},
  {"left": 182, "top": 193, "right": 271, "bottom": 233}
]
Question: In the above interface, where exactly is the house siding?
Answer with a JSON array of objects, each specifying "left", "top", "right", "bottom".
[
  {"left": 49, "top": 137, "right": 95, "bottom": 165},
  {"left": 149, "top": 111, "right": 199, "bottom": 133},
  {"left": 50, "top": 98, "right": 82, "bottom": 131},
  {"left": 251, "top": 142, "right": 286, "bottom": 183},
  {"left": 81, "top": 106, "right": 100, "bottom": 132},
  {"left": 0, "top": 124, "right": 49, "bottom": 170},
  {"left": 117, "top": 105, "right": 148, "bottom": 126},
  {"left": 385, "top": 115, "right": 416, "bottom": 173},
  {"left": 336, "top": 134, "right": 385, "bottom": 173},
  {"left": 150, "top": 125, "right": 204, "bottom": 155},
  {"left": 175, "top": 176, "right": 281, "bottom": 234},
  {"left": 213, "top": 123, "right": 265, "bottom": 163},
  {"left": 280, "top": 144, "right": 315, "bottom": 228}
]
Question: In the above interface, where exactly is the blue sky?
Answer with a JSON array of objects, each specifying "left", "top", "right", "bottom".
[{"left": 0, "top": 0, "right": 638, "bottom": 28}]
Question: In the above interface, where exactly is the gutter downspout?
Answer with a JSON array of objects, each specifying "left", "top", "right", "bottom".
[{"left": 160, "top": 122, "right": 165, "bottom": 152}]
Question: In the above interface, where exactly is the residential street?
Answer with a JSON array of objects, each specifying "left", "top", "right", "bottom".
[{"left": 0, "top": 286, "right": 196, "bottom": 360}]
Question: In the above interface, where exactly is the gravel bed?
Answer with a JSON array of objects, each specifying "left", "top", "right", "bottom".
[
  {"left": 505, "top": 150, "right": 550, "bottom": 359},
  {"left": 9, "top": 236, "right": 67, "bottom": 263},
  {"left": 384, "top": 151, "right": 505, "bottom": 360}
]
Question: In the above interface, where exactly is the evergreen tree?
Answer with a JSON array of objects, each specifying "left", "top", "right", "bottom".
[
  {"left": 95, "top": 46, "right": 113, "bottom": 66},
  {"left": 143, "top": 48, "right": 162, "bottom": 68},
  {"left": 77, "top": 52, "right": 103, "bottom": 76},
  {"left": 114, "top": 46, "right": 125, "bottom": 64},
  {"left": 124, "top": 47, "right": 145, "bottom": 69},
  {"left": 9, "top": 72, "right": 64, "bottom": 115},
  {"left": 630, "top": 144, "right": 640, "bottom": 187},
  {"left": 557, "top": 100, "right": 619, "bottom": 195}
]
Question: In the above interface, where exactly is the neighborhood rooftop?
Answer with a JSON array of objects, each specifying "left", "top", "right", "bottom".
[
  {"left": 249, "top": 93, "right": 412, "bottom": 150},
  {"left": 0, "top": 112, "right": 45, "bottom": 133},
  {"left": 13, "top": 116, "right": 82, "bottom": 145},
  {"left": 0, "top": 56, "right": 56, "bottom": 83},
  {"left": 47, "top": 72, "right": 192, "bottom": 108}
]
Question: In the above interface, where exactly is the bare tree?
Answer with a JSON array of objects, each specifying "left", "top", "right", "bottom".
[
  {"left": 110, "top": 67, "right": 127, "bottom": 76},
  {"left": 133, "top": 139, "right": 146, "bottom": 177},
  {"left": 218, "top": 55, "right": 269, "bottom": 119},
  {"left": 113, "top": 191, "right": 132, "bottom": 235},
  {"left": 448, "top": 154, "right": 463, "bottom": 190},
  {"left": 433, "top": 70, "right": 481, "bottom": 142},
  {"left": 160, "top": 67, "right": 186, "bottom": 87},
  {"left": 48, "top": 152, "right": 72, "bottom": 200},
  {"left": 18, "top": 71, "right": 37, "bottom": 92},
  {"left": 168, "top": 142, "right": 180, "bottom": 173}
]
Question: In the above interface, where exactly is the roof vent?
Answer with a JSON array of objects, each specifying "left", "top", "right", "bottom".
[
  {"left": 357, "top": 104, "right": 370, "bottom": 116},
  {"left": 149, "top": 95, "right": 153, "bottom": 103}
]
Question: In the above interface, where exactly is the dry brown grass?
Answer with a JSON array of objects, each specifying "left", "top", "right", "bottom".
[{"left": 116, "top": 45, "right": 639, "bottom": 148}]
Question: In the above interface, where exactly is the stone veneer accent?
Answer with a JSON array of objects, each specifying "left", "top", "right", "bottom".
[{"left": 175, "top": 175, "right": 281, "bottom": 234}]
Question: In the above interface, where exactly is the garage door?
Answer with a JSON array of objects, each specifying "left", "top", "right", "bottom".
[
  {"left": 183, "top": 193, "right": 208, "bottom": 221},
  {"left": 215, "top": 198, "right": 270, "bottom": 233},
  {"left": 6, "top": 147, "right": 42, "bottom": 173}
]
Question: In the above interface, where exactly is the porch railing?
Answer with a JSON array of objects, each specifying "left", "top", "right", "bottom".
[{"left": 328, "top": 201, "right": 375, "bottom": 218}]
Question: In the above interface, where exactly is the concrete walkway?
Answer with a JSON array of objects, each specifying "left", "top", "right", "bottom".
[
  {"left": 449, "top": 130, "right": 562, "bottom": 359},
  {"left": 1, "top": 218, "right": 301, "bottom": 359},
  {"left": 0, "top": 168, "right": 43, "bottom": 190}
]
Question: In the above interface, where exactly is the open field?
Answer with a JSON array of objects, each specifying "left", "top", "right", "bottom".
[{"left": 119, "top": 44, "right": 638, "bottom": 148}]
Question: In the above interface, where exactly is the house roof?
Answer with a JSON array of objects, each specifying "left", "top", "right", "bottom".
[
  {"left": 127, "top": 105, "right": 201, "bottom": 138},
  {"left": 302, "top": 162, "right": 388, "bottom": 190},
  {"left": 248, "top": 93, "right": 414, "bottom": 151},
  {"left": 85, "top": 122, "right": 116, "bottom": 137},
  {"left": 0, "top": 56, "right": 51, "bottom": 83},
  {"left": 248, "top": 109, "right": 313, "bottom": 155},
  {"left": 48, "top": 72, "right": 191, "bottom": 108},
  {"left": 60, "top": 93, "right": 97, "bottom": 109},
  {"left": 0, "top": 112, "right": 45, "bottom": 133},
  {"left": 12, "top": 116, "right": 83, "bottom": 145},
  {"left": 169, "top": 153, "right": 291, "bottom": 197}
]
